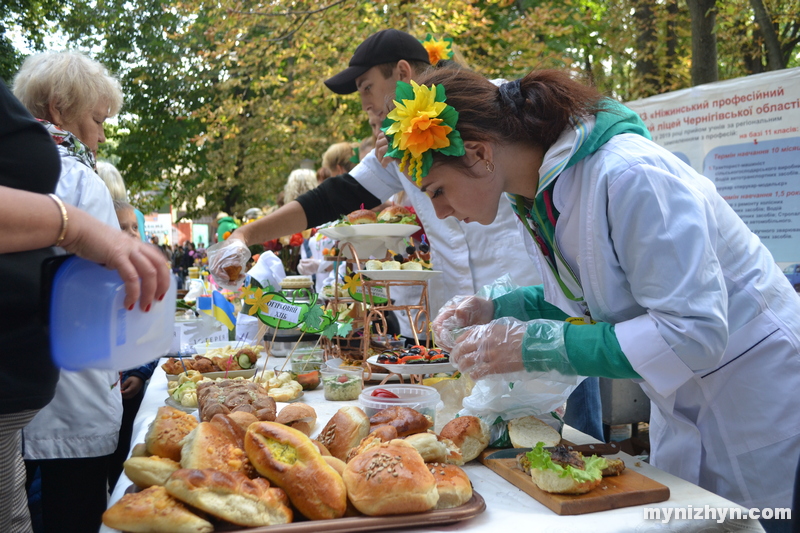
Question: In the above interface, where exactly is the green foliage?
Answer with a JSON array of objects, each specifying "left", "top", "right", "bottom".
[{"left": 4, "top": 0, "right": 799, "bottom": 215}]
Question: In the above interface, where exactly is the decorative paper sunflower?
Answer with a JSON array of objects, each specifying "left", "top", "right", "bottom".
[
  {"left": 420, "top": 34, "right": 453, "bottom": 65},
  {"left": 383, "top": 80, "right": 464, "bottom": 186}
]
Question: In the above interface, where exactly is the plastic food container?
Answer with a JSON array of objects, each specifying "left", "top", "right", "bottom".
[
  {"left": 290, "top": 348, "right": 324, "bottom": 374},
  {"left": 272, "top": 364, "right": 321, "bottom": 391},
  {"left": 49, "top": 256, "right": 176, "bottom": 371},
  {"left": 321, "top": 366, "right": 363, "bottom": 401},
  {"left": 359, "top": 384, "right": 442, "bottom": 425}
]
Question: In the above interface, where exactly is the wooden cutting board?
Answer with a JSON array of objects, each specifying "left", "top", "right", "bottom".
[{"left": 478, "top": 448, "right": 670, "bottom": 515}]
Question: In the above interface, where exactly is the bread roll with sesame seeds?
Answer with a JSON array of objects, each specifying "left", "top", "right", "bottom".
[
  {"left": 342, "top": 442, "right": 438, "bottom": 516},
  {"left": 316, "top": 406, "right": 370, "bottom": 461}
]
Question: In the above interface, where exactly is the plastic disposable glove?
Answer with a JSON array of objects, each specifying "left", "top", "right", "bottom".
[
  {"left": 207, "top": 238, "right": 250, "bottom": 290},
  {"left": 451, "top": 317, "right": 575, "bottom": 379},
  {"left": 431, "top": 295, "right": 495, "bottom": 350},
  {"left": 297, "top": 258, "right": 321, "bottom": 276}
]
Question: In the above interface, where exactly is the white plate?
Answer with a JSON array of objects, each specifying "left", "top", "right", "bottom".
[
  {"left": 366, "top": 355, "right": 455, "bottom": 374},
  {"left": 165, "top": 396, "right": 198, "bottom": 413},
  {"left": 318, "top": 223, "right": 420, "bottom": 240},
  {"left": 326, "top": 357, "right": 407, "bottom": 381},
  {"left": 360, "top": 270, "right": 442, "bottom": 282},
  {"left": 166, "top": 367, "right": 257, "bottom": 381},
  {"left": 194, "top": 342, "right": 263, "bottom": 355}
]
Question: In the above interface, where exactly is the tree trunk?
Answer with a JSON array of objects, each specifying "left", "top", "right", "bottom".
[
  {"left": 742, "top": 24, "right": 765, "bottom": 75},
  {"left": 749, "top": 0, "right": 784, "bottom": 69},
  {"left": 664, "top": 0, "right": 678, "bottom": 71},
  {"left": 632, "top": 0, "right": 659, "bottom": 98},
  {"left": 687, "top": 0, "right": 719, "bottom": 85}
]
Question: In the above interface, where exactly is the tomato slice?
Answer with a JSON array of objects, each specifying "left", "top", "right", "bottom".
[{"left": 371, "top": 388, "right": 400, "bottom": 398}]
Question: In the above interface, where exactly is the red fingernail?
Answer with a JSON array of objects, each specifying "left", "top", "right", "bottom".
[
  {"left": 158, "top": 293, "right": 165, "bottom": 301},
  {"left": 145, "top": 304, "right": 151, "bottom": 312},
  {"left": 128, "top": 304, "right": 134, "bottom": 311}
]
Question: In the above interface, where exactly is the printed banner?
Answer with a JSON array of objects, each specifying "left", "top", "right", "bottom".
[{"left": 626, "top": 68, "right": 800, "bottom": 262}]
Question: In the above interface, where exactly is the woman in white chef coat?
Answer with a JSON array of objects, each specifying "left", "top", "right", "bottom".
[{"left": 383, "top": 68, "right": 800, "bottom": 533}]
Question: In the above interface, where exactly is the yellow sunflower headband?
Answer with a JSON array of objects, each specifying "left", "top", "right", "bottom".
[
  {"left": 420, "top": 34, "right": 454, "bottom": 66},
  {"left": 383, "top": 80, "right": 465, "bottom": 186}
]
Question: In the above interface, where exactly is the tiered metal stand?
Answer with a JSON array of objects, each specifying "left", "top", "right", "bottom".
[{"left": 321, "top": 242, "right": 432, "bottom": 383}]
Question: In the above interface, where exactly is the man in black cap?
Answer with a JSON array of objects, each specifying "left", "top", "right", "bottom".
[
  {"left": 324, "top": 28, "right": 431, "bottom": 124},
  {"left": 215, "top": 30, "right": 603, "bottom": 442},
  {"left": 221, "top": 27, "right": 543, "bottom": 338}
]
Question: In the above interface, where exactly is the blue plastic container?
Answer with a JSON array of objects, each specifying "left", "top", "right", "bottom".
[{"left": 50, "top": 256, "right": 176, "bottom": 371}]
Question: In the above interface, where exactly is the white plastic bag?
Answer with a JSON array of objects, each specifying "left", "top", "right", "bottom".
[{"left": 453, "top": 275, "right": 583, "bottom": 446}]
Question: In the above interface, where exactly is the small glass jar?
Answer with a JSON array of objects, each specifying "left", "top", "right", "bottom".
[{"left": 321, "top": 366, "right": 363, "bottom": 401}]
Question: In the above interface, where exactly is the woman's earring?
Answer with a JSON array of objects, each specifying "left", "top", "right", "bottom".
[{"left": 485, "top": 160, "right": 495, "bottom": 173}]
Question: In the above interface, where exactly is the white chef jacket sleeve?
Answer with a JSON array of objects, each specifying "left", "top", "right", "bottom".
[
  {"left": 349, "top": 150, "right": 405, "bottom": 201},
  {"left": 605, "top": 161, "right": 728, "bottom": 395}
]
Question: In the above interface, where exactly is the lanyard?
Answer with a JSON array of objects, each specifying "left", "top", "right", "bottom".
[{"left": 514, "top": 191, "right": 584, "bottom": 303}]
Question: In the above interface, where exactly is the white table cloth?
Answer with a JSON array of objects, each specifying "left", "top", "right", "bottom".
[{"left": 102, "top": 360, "right": 765, "bottom": 533}]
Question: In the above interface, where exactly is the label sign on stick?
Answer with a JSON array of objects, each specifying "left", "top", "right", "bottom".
[
  {"left": 349, "top": 284, "right": 389, "bottom": 304},
  {"left": 264, "top": 300, "right": 302, "bottom": 323}
]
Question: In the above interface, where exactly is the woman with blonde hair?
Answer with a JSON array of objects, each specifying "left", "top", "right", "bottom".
[
  {"left": 321, "top": 142, "right": 357, "bottom": 176},
  {"left": 13, "top": 50, "right": 128, "bottom": 533},
  {"left": 97, "top": 161, "right": 147, "bottom": 241},
  {"left": 282, "top": 168, "right": 318, "bottom": 203}
]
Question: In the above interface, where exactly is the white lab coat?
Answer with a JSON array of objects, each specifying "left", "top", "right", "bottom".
[
  {"left": 24, "top": 153, "right": 124, "bottom": 459},
  {"left": 351, "top": 151, "right": 542, "bottom": 318},
  {"left": 528, "top": 131, "right": 800, "bottom": 510}
]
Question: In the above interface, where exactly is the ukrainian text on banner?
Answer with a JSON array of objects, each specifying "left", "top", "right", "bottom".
[{"left": 626, "top": 67, "right": 800, "bottom": 263}]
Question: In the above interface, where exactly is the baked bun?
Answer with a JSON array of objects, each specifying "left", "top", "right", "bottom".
[
  {"left": 102, "top": 485, "right": 213, "bottom": 533},
  {"left": 317, "top": 406, "right": 370, "bottom": 461},
  {"left": 228, "top": 411, "right": 259, "bottom": 432},
  {"left": 427, "top": 462, "right": 473, "bottom": 509},
  {"left": 130, "top": 442, "right": 150, "bottom": 457},
  {"left": 530, "top": 466, "right": 602, "bottom": 495},
  {"left": 145, "top": 406, "right": 199, "bottom": 461},
  {"left": 210, "top": 413, "right": 246, "bottom": 448},
  {"left": 346, "top": 209, "right": 377, "bottom": 225},
  {"left": 369, "top": 406, "right": 432, "bottom": 437},
  {"left": 311, "top": 439, "right": 332, "bottom": 456},
  {"left": 165, "top": 469, "right": 292, "bottom": 527},
  {"left": 124, "top": 455, "right": 181, "bottom": 489},
  {"left": 180, "top": 421, "right": 249, "bottom": 474},
  {"left": 276, "top": 403, "right": 317, "bottom": 436},
  {"left": 322, "top": 455, "right": 347, "bottom": 476},
  {"left": 439, "top": 436, "right": 464, "bottom": 465},
  {"left": 377, "top": 205, "right": 413, "bottom": 223},
  {"left": 507, "top": 415, "right": 561, "bottom": 448},
  {"left": 439, "top": 416, "right": 490, "bottom": 463},
  {"left": 368, "top": 424, "right": 398, "bottom": 442},
  {"left": 403, "top": 432, "right": 448, "bottom": 463},
  {"left": 245, "top": 421, "right": 347, "bottom": 520},
  {"left": 197, "top": 379, "right": 276, "bottom": 422},
  {"left": 343, "top": 442, "right": 438, "bottom": 516}
]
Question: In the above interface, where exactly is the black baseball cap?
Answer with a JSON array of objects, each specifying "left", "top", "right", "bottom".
[{"left": 324, "top": 29, "right": 431, "bottom": 95}]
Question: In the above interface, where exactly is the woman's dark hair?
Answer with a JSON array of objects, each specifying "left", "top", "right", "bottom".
[{"left": 415, "top": 68, "right": 608, "bottom": 169}]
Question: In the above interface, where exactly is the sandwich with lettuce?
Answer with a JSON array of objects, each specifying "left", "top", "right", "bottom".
[{"left": 517, "top": 442, "right": 608, "bottom": 494}]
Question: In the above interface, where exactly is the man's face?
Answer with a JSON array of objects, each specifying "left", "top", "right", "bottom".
[{"left": 355, "top": 65, "right": 402, "bottom": 123}]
